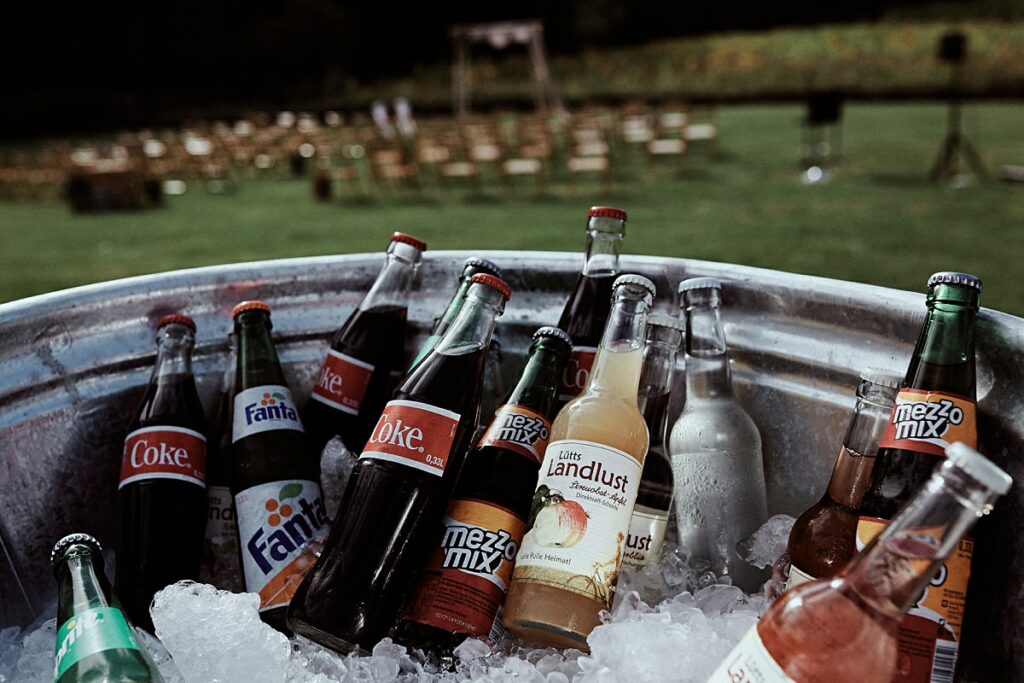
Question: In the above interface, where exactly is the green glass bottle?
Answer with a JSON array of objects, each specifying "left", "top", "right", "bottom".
[
  {"left": 856, "top": 271, "right": 982, "bottom": 683},
  {"left": 51, "top": 533, "right": 163, "bottom": 683}
]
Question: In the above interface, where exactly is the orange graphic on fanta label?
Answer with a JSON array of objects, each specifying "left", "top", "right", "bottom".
[
  {"left": 879, "top": 389, "right": 976, "bottom": 456},
  {"left": 856, "top": 516, "right": 972, "bottom": 683}
]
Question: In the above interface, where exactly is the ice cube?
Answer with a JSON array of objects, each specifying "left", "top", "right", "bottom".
[
  {"left": 453, "top": 637, "right": 491, "bottom": 662},
  {"left": 737, "top": 514, "right": 796, "bottom": 569},
  {"left": 151, "top": 581, "right": 291, "bottom": 683},
  {"left": 320, "top": 436, "right": 357, "bottom": 520}
]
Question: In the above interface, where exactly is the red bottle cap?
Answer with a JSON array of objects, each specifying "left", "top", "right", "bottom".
[
  {"left": 390, "top": 232, "right": 428, "bottom": 252},
  {"left": 156, "top": 314, "right": 196, "bottom": 332},
  {"left": 232, "top": 300, "right": 272, "bottom": 319},
  {"left": 470, "top": 273, "right": 512, "bottom": 301},
  {"left": 587, "top": 206, "right": 627, "bottom": 221}
]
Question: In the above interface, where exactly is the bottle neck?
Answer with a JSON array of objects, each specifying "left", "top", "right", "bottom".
[
  {"left": 235, "top": 312, "right": 287, "bottom": 389},
  {"left": 909, "top": 293, "right": 977, "bottom": 392},
  {"left": 435, "top": 276, "right": 473, "bottom": 334},
  {"left": 843, "top": 463, "right": 1000, "bottom": 620},
  {"left": 56, "top": 553, "right": 109, "bottom": 623},
  {"left": 505, "top": 341, "right": 569, "bottom": 416},
  {"left": 638, "top": 338, "right": 680, "bottom": 452},
  {"left": 827, "top": 383, "right": 896, "bottom": 506},
  {"left": 360, "top": 245, "right": 420, "bottom": 311},
  {"left": 152, "top": 325, "right": 195, "bottom": 381},
  {"left": 588, "top": 294, "right": 649, "bottom": 399},
  {"left": 582, "top": 223, "right": 623, "bottom": 276},
  {"left": 434, "top": 284, "right": 505, "bottom": 357},
  {"left": 684, "top": 300, "right": 732, "bottom": 400}
]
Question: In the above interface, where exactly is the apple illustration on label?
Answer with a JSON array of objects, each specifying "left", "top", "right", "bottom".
[{"left": 532, "top": 490, "right": 587, "bottom": 548}]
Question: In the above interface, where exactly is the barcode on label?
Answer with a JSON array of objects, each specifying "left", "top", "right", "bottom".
[
  {"left": 930, "top": 639, "right": 958, "bottom": 683},
  {"left": 488, "top": 605, "right": 506, "bottom": 643}
]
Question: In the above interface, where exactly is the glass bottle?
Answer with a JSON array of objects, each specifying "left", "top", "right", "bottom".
[
  {"left": 396, "top": 326, "right": 571, "bottom": 653},
  {"left": 669, "top": 277, "right": 768, "bottom": 592},
  {"left": 231, "top": 301, "right": 328, "bottom": 633},
  {"left": 52, "top": 534, "right": 164, "bottom": 683},
  {"left": 856, "top": 271, "right": 982, "bottom": 682},
  {"left": 304, "top": 232, "right": 427, "bottom": 455},
  {"left": 555, "top": 206, "right": 626, "bottom": 407},
  {"left": 623, "top": 313, "right": 684, "bottom": 571},
  {"left": 708, "top": 443, "right": 1012, "bottom": 683},
  {"left": 785, "top": 369, "right": 900, "bottom": 589},
  {"left": 503, "top": 274, "right": 655, "bottom": 650},
  {"left": 287, "top": 274, "right": 511, "bottom": 654}
]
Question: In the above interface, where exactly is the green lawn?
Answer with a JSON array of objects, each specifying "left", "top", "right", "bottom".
[{"left": 2, "top": 102, "right": 1023, "bottom": 314}]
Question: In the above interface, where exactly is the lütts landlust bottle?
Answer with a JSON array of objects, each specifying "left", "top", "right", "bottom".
[
  {"left": 669, "top": 277, "right": 768, "bottom": 591},
  {"left": 708, "top": 443, "right": 1012, "bottom": 683},
  {"left": 287, "top": 274, "right": 512, "bottom": 654},
  {"left": 503, "top": 274, "right": 655, "bottom": 650}
]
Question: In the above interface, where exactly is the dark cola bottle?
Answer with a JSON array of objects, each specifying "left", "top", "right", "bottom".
[
  {"left": 116, "top": 314, "right": 208, "bottom": 631},
  {"left": 304, "top": 232, "right": 427, "bottom": 455},
  {"left": 396, "top": 326, "right": 571, "bottom": 653},
  {"left": 287, "top": 273, "right": 512, "bottom": 654},
  {"left": 409, "top": 257, "right": 502, "bottom": 368},
  {"left": 231, "top": 301, "right": 328, "bottom": 633},
  {"left": 555, "top": 206, "right": 626, "bottom": 409}
]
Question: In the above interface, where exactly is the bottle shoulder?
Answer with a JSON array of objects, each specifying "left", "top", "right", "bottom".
[
  {"left": 550, "top": 393, "right": 648, "bottom": 457},
  {"left": 668, "top": 398, "right": 762, "bottom": 453}
]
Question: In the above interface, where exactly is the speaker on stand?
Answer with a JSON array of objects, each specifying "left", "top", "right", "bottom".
[{"left": 929, "top": 31, "right": 988, "bottom": 183}]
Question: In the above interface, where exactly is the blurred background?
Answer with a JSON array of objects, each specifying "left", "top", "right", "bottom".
[{"left": 1, "top": 1, "right": 1022, "bottom": 311}]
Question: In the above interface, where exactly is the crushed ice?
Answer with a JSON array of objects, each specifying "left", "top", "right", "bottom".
[{"left": 1, "top": 516, "right": 793, "bottom": 682}]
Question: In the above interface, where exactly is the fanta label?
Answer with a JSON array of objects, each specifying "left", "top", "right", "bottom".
[
  {"left": 360, "top": 400, "right": 460, "bottom": 476},
  {"left": 309, "top": 349, "right": 375, "bottom": 415},
  {"left": 476, "top": 404, "right": 551, "bottom": 464},
  {"left": 878, "top": 389, "right": 976, "bottom": 456},
  {"left": 119, "top": 426, "right": 207, "bottom": 489},
  {"left": 235, "top": 479, "right": 328, "bottom": 611},
  {"left": 233, "top": 385, "right": 304, "bottom": 443},
  {"left": 557, "top": 346, "right": 597, "bottom": 401},
  {"left": 401, "top": 499, "right": 526, "bottom": 637}
]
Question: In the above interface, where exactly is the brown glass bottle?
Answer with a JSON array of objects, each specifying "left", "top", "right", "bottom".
[
  {"left": 856, "top": 271, "right": 981, "bottom": 683},
  {"left": 785, "top": 369, "right": 899, "bottom": 589},
  {"left": 395, "top": 326, "right": 571, "bottom": 654}
]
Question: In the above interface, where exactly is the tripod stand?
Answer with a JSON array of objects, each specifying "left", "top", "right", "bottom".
[{"left": 930, "top": 34, "right": 988, "bottom": 183}]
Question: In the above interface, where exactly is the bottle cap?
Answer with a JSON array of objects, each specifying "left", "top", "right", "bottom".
[
  {"left": 945, "top": 443, "right": 1012, "bottom": 495},
  {"left": 648, "top": 313, "right": 685, "bottom": 331},
  {"left": 51, "top": 533, "right": 102, "bottom": 568},
  {"left": 927, "top": 272, "right": 982, "bottom": 292},
  {"left": 390, "top": 232, "right": 428, "bottom": 252},
  {"left": 859, "top": 368, "right": 902, "bottom": 389},
  {"left": 156, "top": 314, "right": 196, "bottom": 332},
  {"left": 613, "top": 274, "right": 656, "bottom": 298},
  {"left": 463, "top": 257, "right": 502, "bottom": 280},
  {"left": 469, "top": 273, "right": 512, "bottom": 301},
  {"left": 588, "top": 206, "right": 628, "bottom": 222},
  {"left": 232, "top": 300, "right": 271, "bottom": 319},
  {"left": 678, "top": 277, "right": 722, "bottom": 294},
  {"left": 533, "top": 326, "right": 572, "bottom": 349}
]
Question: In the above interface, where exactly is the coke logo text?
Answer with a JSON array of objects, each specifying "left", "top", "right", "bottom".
[
  {"left": 130, "top": 439, "right": 191, "bottom": 469},
  {"left": 441, "top": 524, "right": 518, "bottom": 575},
  {"left": 892, "top": 398, "right": 963, "bottom": 441},
  {"left": 369, "top": 413, "right": 425, "bottom": 453},
  {"left": 316, "top": 365, "right": 344, "bottom": 394}
]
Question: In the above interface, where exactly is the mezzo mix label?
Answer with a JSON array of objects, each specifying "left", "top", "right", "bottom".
[
  {"left": 476, "top": 404, "right": 552, "bottom": 464},
  {"left": 879, "top": 389, "right": 976, "bottom": 456}
]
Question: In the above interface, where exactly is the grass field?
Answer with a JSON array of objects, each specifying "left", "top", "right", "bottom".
[{"left": 1, "top": 102, "right": 1023, "bottom": 314}]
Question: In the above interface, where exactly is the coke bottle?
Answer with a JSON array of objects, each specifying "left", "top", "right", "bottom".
[
  {"left": 410, "top": 256, "right": 502, "bottom": 368},
  {"left": 555, "top": 206, "right": 626, "bottom": 408},
  {"left": 116, "top": 314, "right": 208, "bottom": 631},
  {"left": 52, "top": 534, "right": 164, "bottom": 682},
  {"left": 396, "top": 326, "right": 572, "bottom": 652},
  {"left": 199, "top": 331, "right": 243, "bottom": 591},
  {"left": 708, "top": 443, "right": 1011, "bottom": 683},
  {"left": 669, "top": 277, "right": 768, "bottom": 591},
  {"left": 623, "top": 313, "right": 683, "bottom": 571},
  {"left": 504, "top": 274, "right": 655, "bottom": 650},
  {"left": 784, "top": 369, "right": 900, "bottom": 589},
  {"left": 231, "top": 301, "right": 328, "bottom": 632},
  {"left": 304, "top": 232, "right": 427, "bottom": 455},
  {"left": 855, "top": 272, "right": 982, "bottom": 682},
  {"left": 287, "top": 273, "right": 512, "bottom": 653}
]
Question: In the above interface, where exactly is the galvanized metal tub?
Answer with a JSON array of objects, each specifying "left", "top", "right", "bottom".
[{"left": 0, "top": 252, "right": 1021, "bottom": 679}]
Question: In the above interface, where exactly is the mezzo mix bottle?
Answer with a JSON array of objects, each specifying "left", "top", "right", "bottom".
[
  {"left": 396, "top": 326, "right": 571, "bottom": 652},
  {"left": 503, "top": 274, "right": 655, "bottom": 649},
  {"left": 855, "top": 272, "right": 982, "bottom": 682},
  {"left": 231, "top": 300, "right": 328, "bottom": 632}
]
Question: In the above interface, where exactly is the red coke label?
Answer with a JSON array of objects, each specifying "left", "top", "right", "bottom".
[
  {"left": 310, "top": 349, "right": 375, "bottom": 415},
  {"left": 558, "top": 346, "right": 597, "bottom": 401},
  {"left": 119, "top": 426, "right": 207, "bottom": 489},
  {"left": 360, "top": 400, "right": 460, "bottom": 476}
]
